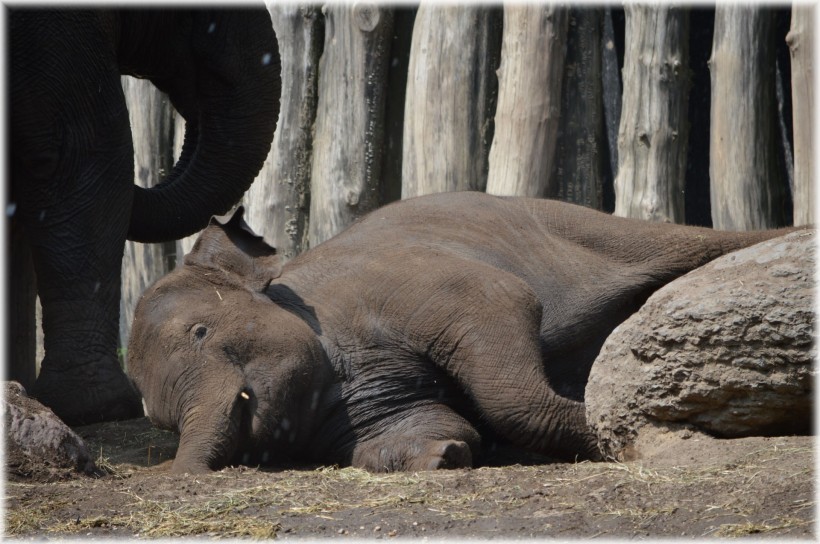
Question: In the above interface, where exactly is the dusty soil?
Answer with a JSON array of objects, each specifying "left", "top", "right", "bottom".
[{"left": 4, "top": 417, "right": 815, "bottom": 539}]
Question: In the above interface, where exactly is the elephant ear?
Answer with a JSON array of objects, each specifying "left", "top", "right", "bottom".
[{"left": 184, "top": 207, "right": 281, "bottom": 292}]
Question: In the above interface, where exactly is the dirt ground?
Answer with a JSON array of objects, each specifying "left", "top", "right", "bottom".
[{"left": 4, "top": 417, "right": 815, "bottom": 539}]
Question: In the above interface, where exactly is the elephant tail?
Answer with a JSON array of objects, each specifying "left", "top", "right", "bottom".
[{"left": 714, "top": 225, "right": 810, "bottom": 256}]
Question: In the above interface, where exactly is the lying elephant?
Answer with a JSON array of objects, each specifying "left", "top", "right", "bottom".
[{"left": 127, "top": 192, "right": 794, "bottom": 474}]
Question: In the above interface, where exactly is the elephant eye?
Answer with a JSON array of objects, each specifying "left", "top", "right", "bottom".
[{"left": 193, "top": 325, "right": 208, "bottom": 340}]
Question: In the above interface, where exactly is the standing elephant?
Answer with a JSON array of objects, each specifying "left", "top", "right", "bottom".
[
  {"left": 127, "top": 192, "right": 795, "bottom": 474},
  {"left": 8, "top": 7, "right": 281, "bottom": 425}
]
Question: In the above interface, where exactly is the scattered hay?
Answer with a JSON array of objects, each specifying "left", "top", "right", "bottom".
[
  {"left": 48, "top": 495, "right": 282, "bottom": 539},
  {"left": 713, "top": 517, "right": 812, "bottom": 537}
]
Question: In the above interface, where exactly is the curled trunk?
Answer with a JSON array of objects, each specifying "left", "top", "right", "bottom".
[{"left": 126, "top": 9, "right": 282, "bottom": 243}]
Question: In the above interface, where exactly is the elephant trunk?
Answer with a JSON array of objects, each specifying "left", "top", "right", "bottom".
[
  {"left": 127, "top": 10, "right": 281, "bottom": 243},
  {"left": 170, "top": 386, "right": 249, "bottom": 474}
]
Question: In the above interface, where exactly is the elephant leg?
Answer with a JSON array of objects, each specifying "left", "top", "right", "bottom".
[
  {"left": 7, "top": 219, "right": 38, "bottom": 390},
  {"left": 11, "top": 29, "right": 143, "bottom": 425},
  {"left": 24, "top": 158, "right": 144, "bottom": 424},
  {"left": 349, "top": 404, "right": 480, "bottom": 472},
  {"left": 410, "top": 266, "right": 603, "bottom": 461}
]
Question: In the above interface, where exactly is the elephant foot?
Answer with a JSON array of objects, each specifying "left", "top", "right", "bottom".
[
  {"left": 31, "top": 365, "right": 144, "bottom": 426},
  {"left": 353, "top": 437, "right": 474, "bottom": 472},
  {"left": 411, "top": 439, "right": 473, "bottom": 471}
]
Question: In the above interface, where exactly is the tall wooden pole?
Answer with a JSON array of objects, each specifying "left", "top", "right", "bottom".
[
  {"left": 401, "top": 3, "right": 501, "bottom": 198},
  {"left": 309, "top": 4, "right": 393, "bottom": 246},
  {"left": 486, "top": 5, "right": 568, "bottom": 198},
  {"left": 709, "top": 6, "right": 786, "bottom": 230},
  {"left": 614, "top": 5, "right": 690, "bottom": 223},
  {"left": 787, "top": 5, "right": 815, "bottom": 226}
]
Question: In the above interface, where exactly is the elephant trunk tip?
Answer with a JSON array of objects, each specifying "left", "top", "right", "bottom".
[{"left": 170, "top": 459, "right": 213, "bottom": 474}]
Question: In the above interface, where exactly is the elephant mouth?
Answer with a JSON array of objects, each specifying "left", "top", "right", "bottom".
[
  {"left": 228, "top": 388, "right": 257, "bottom": 466},
  {"left": 227, "top": 388, "right": 288, "bottom": 468}
]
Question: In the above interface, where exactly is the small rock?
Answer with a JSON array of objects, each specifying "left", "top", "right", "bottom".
[{"left": 4, "top": 382, "right": 101, "bottom": 478}]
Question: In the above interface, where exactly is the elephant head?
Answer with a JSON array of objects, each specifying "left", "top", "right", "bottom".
[
  {"left": 127, "top": 209, "right": 333, "bottom": 473},
  {"left": 116, "top": 9, "right": 282, "bottom": 242}
]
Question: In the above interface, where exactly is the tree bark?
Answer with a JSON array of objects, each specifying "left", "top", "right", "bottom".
[
  {"left": 120, "top": 76, "right": 175, "bottom": 352},
  {"left": 614, "top": 5, "right": 690, "bottom": 223},
  {"left": 709, "top": 6, "right": 786, "bottom": 231},
  {"left": 787, "top": 5, "right": 815, "bottom": 226},
  {"left": 486, "top": 5, "right": 568, "bottom": 198},
  {"left": 401, "top": 3, "right": 501, "bottom": 198},
  {"left": 308, "top": 4, "right": 393, "bottom": 246},
  {"left": 775, "top": 10, "right": 795, "bottom": 202},
  {"left": 551, "top": 8, "right": 605, "bottom": 210},
  {"left": 243, "top": 5, "right": 323, "bottom": 260}
]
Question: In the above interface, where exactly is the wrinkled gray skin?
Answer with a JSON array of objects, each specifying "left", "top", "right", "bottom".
[
  {"left": 128, "top": 192, "right": 794, "bottom": 474},
  {"left": 9, "top": 7, "right": 281, "bottom": 425}
]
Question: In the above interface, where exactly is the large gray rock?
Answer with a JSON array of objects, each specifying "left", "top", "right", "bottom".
[
  {"left": 585, "top": 230, "right": 815, "bottom": 460},
  {"left": 4, "top": 381, "right": 100, "bottom": 479}
]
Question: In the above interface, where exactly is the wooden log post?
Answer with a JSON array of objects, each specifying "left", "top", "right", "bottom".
[
  {"left": 486, "top": 5, "right": 568, "bottom": 198},
  {"left": 120, "top": 77, "right": 176, "bottom": 354},
  {"left": 244, "top": 5, "right": 323, "bottom": 260},
  {"left": 308, "top": 4, "right": 393, "bottom": 246},
  {"left": 709, "top": 6, "right": 786, "bottom": 231},
  {"left": 614, "top": 5, "right": 690, "bottom": 223},
  {"left": 401, "top": 3, "right": 501, "bottom": 198},
  {"left": 787, "top": 5, "right": 815, "bottom": 226},
  {"left": 551, "top": 8, "right": 605, "bottom": 210}
]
